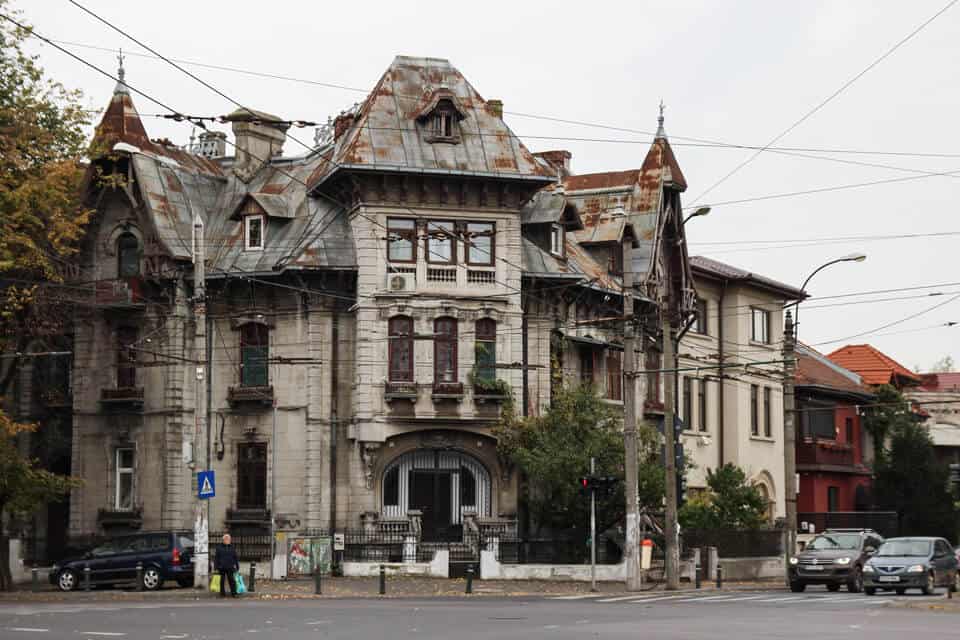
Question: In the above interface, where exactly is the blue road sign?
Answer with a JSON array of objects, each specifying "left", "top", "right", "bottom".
[{"left": 198, "top": 470, "right": 216, "bottom": 499}]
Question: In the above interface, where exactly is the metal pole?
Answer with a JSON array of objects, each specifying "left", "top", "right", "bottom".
[
  {"left": 663, "top": 314, "right": 680, "bottom": 590},
  {"left": 192, "top": 214, "right": 209, "bottom": 589},
  {"left": 379, "top": 564, "right": 386, "bottom": 595},
  {"left": 314, "top": 564, "right": 322, "bottom": 595},
  {"left": 248, "top": 562, "right": 256, "bottom": 593},
  {"left": 716, "top": 563, "right": 723, "bottom": 589},
  {"left": 782, "top": 312, "right": 798, "bottom": 586},
  {"left": 465, "top": 565, "right": 474, "bottom": 594},
  {"left": 83, "top": 564, "right": 91, "bottom": 591},
  {"left": 136, "top": 562, "right": 143, "bottom": 591},
  {"left": 622, "top": 239, "right": 642, "bottom": 591},
  {"left": 590, "top": 456, "right": 597, "bottom": 593},
  {"left": 31, "top": 568, "right": 38, "bottom": 592}
]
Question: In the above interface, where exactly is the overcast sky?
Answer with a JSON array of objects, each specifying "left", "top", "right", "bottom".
[{"left": 19, "top": 0, "right": 960, "bottom": 372}]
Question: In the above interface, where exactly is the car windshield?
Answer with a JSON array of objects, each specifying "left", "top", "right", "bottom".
[
  {"left": 806, "top": 534, "right": 861, "bottom": 551},
  {"left": 876, "top": 540, "right": 932, "bottom": 557}
]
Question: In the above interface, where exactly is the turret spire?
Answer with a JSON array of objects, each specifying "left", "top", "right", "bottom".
[
  {"left": 656, "top": 100, "right": 666, "bottom": 138},
  {"left": 114, "top": 48, "right": 129, "bottom": 95}
]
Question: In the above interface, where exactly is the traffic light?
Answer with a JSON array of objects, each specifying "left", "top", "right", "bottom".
[{"left": 579, "top": 475, "right": 620, "bottom": 497}]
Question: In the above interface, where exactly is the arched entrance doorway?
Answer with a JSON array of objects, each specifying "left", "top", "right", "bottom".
[{"left": 382, "top": 449, "right": 492, "bottom": 541}]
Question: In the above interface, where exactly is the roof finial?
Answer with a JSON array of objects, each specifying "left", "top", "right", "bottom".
[
  {"left": 113, "top": 47, "right": 129, "bottom": 95},
  {"left": 656, "top": 100, "right": 666, "bottom": 138}
]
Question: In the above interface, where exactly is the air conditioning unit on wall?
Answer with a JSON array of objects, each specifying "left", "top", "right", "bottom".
[{"left": 386, "top": 273, "right": 416, "bottom": 292}]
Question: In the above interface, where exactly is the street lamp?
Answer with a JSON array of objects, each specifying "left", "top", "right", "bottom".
[
  {"left": 793, "top": 252, "right": 867, "bottom": 338},
  {"left": 682, "top": 206, "right": 711, "bottom": 225}
]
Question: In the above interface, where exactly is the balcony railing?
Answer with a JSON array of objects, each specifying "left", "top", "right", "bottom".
[
  {"left": 797, "top": 439, "right": 855, "bottom": 467},
  {"left": 432, "top": 381, "right": 464, "bottom": 400},
  {"left": 94, "top": 278, "right": 147, "bottom": 307},
  {"left": 384, "top": 381, "right": 418, "bottom": 401},
  {"left": 100, "top": 387, "right": 144, "bottom": 409},
  {"left": 227, "top": 385, "right": 273, "bottom": 406}
]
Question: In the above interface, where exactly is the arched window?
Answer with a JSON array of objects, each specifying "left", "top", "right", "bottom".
[
  {"left": 117, "top": 232, "right": 140, "bottom": 277},
  {"left": 434, "top": 317, "right": 458, "bottom": 383},
  {"left": 388, "top": 316, "right": 414, "bottom": 382},
  {"left": 240, "top": 323, "right": 269, "bottom": 387},
  {"left": 474, "top": 319, "right": 496, "bottom": 385},
  {"left": 383, "top": 466, "right": 399, "bottom": 507}
]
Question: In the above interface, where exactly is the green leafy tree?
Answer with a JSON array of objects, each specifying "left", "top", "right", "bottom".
[
  {"left": 0, "top": 3, "right": 89, "bottom": 590},
  {"left": 494, "top": 383, "right": 663, "bottom": 539},
  {"left": 679, "top": 463, "right": 767, "bottom": 530},
  {"left": 873, "top": 418, "right": 957, "bottom": 540},
  {"left": 862, "top": 384, "right": 913, "bottom": 464}
]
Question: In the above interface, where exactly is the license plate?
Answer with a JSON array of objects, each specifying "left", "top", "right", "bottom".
[
  {"left": 878, "top": 576, "right": 900, "bottom": 583},
  {"left": 805, "top": 565, "right": 824, "bottom": 571}
]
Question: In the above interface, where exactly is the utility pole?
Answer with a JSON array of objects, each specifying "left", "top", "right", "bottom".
[
  {"left": 622, "top": 240, "right": 642, "bottom": 591},
  {"left": 192, "top": 214, "right": 209, "bottom": 589},
  {"left": 662, "top": 314, "right": 680, "bottom": 590},
  {"left": 590, "top": 457, "right": 597, "bottom": 592},
  {"left": 782, "top": 310, "right": 798, "bottom": 582}
]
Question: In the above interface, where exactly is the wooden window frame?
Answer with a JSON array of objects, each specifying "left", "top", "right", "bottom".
[
  {"left": 433, "top": 317, "right": 459, "bottom": 384},
  {"left": 388, "top": 316, "right": 414, "bottom": 382},
  {"left": 606, "top": 350, "right": 622, "bottom": 401},
  {"left": 751, "top": 307, "right": 771, "bottom": 344},
  {"left": 465, "top": 221, "right": 495, "bottom": 267},
  {"left": 425, "top": 220, "right": 456, "bottom": 265},
  {"left": 117, "top": 232, "right": 141, "bottom": 278},
  {"left": 579, "top": 347, "right": 596, "bottom": 385},
  {"left": 750, "top": 384, "right": 759, "bottom": 436},
  {"left": 607, "top": 245, "right": 623, "bottom": 276},
  {"left": 387, "top": 218, "right": 418, "bottom": 264},
  {"left": 115, "top": 447, "right": 135, "bottom": 511},
  {"left": 244, "top": 214, "right": 265, "bottom": 251},
  {"left": 240, "top": 323, "right": 269, "bottom": 387},
  {"left": 550, "top": 224, "right": 564, "bottom": 257},
  {"left": 763, "top": 387, "right": 772, "bottom": 437},
  {"left": 474, "top": 318, "right": 497, "bottom": 384},
  {"left": 682, "top": 376, "right": 693, "bottom": 430},
  {"left": 845, "top": 417, "right": 854, "bottom": 444},
  {"left": 237, "top": 442, "right": 268, "bottom": 510},
  {"left": 698, "top": 379, "right": 708, "bottom": 432},
  {"left": 692, "top": 298, "right": 708, "bottom": 335}
]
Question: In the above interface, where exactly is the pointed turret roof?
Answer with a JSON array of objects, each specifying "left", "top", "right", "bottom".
[
  {"left": 638, "top": 103, "right": 687, "bottom": 200},
  {"left": 93, "top": 55, "right": 151, "bottom": 149}
]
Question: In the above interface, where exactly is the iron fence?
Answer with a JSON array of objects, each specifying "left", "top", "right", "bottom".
[
  {"left": 682, "top": 528, "right": 784, "bottom": 558},
  {"left": 489, "top": 535, "right": 621, "bottom": 565},
  {"left": 797, "top": 512, "right": 899, "bottom": 537},
  {"left": 209, "top": 531, "right": 272, "bottom": 561},
  {"left": 340, "top": 529, "right": 415, "bottom": 563}
]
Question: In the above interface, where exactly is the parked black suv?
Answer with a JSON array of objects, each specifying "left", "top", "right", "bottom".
[
  {"left": 51, "top": 531, "right": 194, "bottom": 592},
  {"left": 788, "top": 529, "right": 883, "bottom": 593}
]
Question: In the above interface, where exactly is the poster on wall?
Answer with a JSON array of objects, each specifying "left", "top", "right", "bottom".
[{"left": 287, "top": 536, "right": 332, "bottom": 576}]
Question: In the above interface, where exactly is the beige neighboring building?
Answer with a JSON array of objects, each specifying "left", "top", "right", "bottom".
[
  {"left": 676, "top": 257, "right": 804, "bottom": 520},
  {"left": 909, "top": 373, "right": 960, "bottom": 466}
]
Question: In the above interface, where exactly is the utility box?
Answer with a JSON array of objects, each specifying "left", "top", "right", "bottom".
[{"left": 641, "top": 538, "right": 653, "bottom": 570}]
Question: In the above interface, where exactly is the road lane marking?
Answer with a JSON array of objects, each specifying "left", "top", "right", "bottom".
[
  {"left": 685, "top": 595, "right": 737, "bottom": 601},
  {"left": 7, "top": 629, "right": 49, "bottom": 633},
  {"left": 713, "top": 595, "right": 767, "bottom": 602},
  {"left": 753, "top": 596, "right": 809, "bottom": 603},
  {"left": 627, "top": 595, "right": 689, "bottom": 604},
  {"left": 551, "top": 594, "right": 605, "bottom": 600},
  {"left": 597, "top": 595, "right": 658, "bottom": 602},
  {"left": 80, "top": 634, "right": 126, "bottom": 637}
]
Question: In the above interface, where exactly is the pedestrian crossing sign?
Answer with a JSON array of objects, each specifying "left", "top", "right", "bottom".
[{"left": 198, "top": 470, "right": 216, "bottom": 499}]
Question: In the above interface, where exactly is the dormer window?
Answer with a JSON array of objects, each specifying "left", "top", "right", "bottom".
[
  {"left": 245, "top": 214, "right": 264, "bottom": 251},
  {"left": 433, "top": 109, "right": 454, "bottom": 138},
  {"left": 416, "top": 94, "right": 465, "bottom": 144},
  {"left": 550, "top": 224, "right": 564, "bottom": 257}
]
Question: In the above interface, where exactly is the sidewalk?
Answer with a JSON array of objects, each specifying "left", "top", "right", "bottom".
[{"left": 0, "top": 576, "right": 785, "bottom": 603}]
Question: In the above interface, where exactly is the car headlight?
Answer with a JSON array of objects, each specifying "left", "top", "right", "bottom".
[
  {"left": 862, "top": 564, "right": 875, "bottom": 573},
  {"left": 907, "top": 564, "right": 927, "bottom": 573},
  {"left": 789, "top": 557, "right": 799, "bottom": 565},
  {"left": 835, "top": 557, "right": 852, "bottom": 566}
]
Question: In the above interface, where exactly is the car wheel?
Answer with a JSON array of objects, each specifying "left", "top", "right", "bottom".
[
  {"left": 827, "top": 583, "right": 841, "bottom": 592},
  {"left": 848, "top": 567, "right": 863, "bottom": 593},
  {"left": 921, "top": 571, "right": 936, "bottom": 596},
  {"left": 790, "top": 581, "right": 806, "bottom": 593},
  {"left": 864, "top": 587, "right": 876, "bottom": 596},
  {"left": 141, "top": 566, "right": 163, "bottom": 591},
  {"left": 57, "top": 569, "right": 78, "bottom": 592}
]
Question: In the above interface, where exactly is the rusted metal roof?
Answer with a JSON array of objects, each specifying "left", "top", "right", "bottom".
[
  {"left": 796, "top": 343, "right": 874, "bottom": 398},
  {"left": 520, "top": 190, "right": 583, "bottom": 229},
  {"left": 689, "top": 255, "right": 806, "bottom": 299},
  {"left": 309, "top": 56, "right": 554, "bottom": 190},
  {"left": 564, "top": 170, "right": 640, "bottom": 192},
  {"left": 521, "top": 237, "right": 621, "bottom": 293}
]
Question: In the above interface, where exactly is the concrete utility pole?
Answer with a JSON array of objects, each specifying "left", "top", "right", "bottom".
[
  {"left": 782, "top": 310, "right": 797, "bottom": 581},
  {"left": 662, "top": 315, "right": 680, "bottom": 590},
  {"left": 622, "top": 240, "right": 642, "bottom": 591},
  {"left": 192, "top": 214, "right": 209, "bottom": 589}
]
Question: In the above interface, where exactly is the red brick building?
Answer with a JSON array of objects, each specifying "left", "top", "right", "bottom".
[{"left": 795, "top": 344, "right": 875, "bottom": 516}]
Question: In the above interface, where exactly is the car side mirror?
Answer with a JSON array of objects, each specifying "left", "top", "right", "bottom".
[{"left": 864, "top": 547, "right": 876, "bottom": 554}]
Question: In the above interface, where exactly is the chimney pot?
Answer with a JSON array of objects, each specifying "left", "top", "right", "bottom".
[
  {"left": 222, "top": 108, "right": 289, "bottom": 182},
  {"left": 487, "top": 99, "right": 504, "bottom": 119}
]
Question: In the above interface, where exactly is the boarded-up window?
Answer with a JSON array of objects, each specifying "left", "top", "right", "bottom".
[{"left": 237, "top": 443, "right": 267, "bottom": 509}]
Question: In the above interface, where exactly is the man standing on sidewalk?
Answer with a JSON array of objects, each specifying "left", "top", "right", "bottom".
[{"left": 214, "top": 534, "right": 240, "bottom": 598}]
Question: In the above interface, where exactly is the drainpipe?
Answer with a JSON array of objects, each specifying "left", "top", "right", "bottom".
[
  {"left": 521, "top": 311, "right": 529, "bottom": 417},
  {"left": 329, "top": 305, "right": 339, "bottom": 531},
  {"left": 717, "top": 281, "right": 728, "bottom": 467}
]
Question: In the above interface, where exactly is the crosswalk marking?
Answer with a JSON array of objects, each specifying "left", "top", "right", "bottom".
[
  {"left": 596, "top": 595, "right": 654, "bottom": 603},
  {"left": 551, "top": 594, "right": 606, "bottom": 600},
  {"left": 626, "top": 595, "right": 689, "bottom": 604},
  {"left": 752, "top": 596, "right": 809, "bottom": 603}
]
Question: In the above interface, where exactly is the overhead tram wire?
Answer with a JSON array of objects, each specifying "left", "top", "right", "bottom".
[
  {"left": 688, "top": 0, "right": 960, "bottom": 206},
  {"left": 808, "top": 292, "right": 960, "bottom": 347}
]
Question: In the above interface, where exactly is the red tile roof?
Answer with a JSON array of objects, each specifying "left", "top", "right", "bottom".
[
  {"left": 826, "top": 344, "right": 922, "bottom": 387},
  {"left": 919, "top": 372, "right": 960, "bottom": 392},
  {"left": 796, "top": 344, "right": 873, "bottom": 397}
]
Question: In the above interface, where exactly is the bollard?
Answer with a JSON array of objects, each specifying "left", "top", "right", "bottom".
[
  {"left": 83, "top": 564, "right": 91, "bottom": 591},
  {"left": 136, "top": 562, "right": 144, "bottom": 591},
  {"left": 248, "top": 562, "right": 256, "bottom": 593},
  {"left": 379, "top": 564, "right": 386, "bottom": 595},
  {"left": 695, "top": 563, "right": 701, "bottom": 589},
  {"left": 465, "top": 565, "right": 474, "bottom": 594},
  {"left": 31, "top": 568, "right": 39, "bottom": 592},
  {"left": 314, "top": 566, "right": 322, "bottom": 595},
  {"left": 716, "top": 564, "right": 723, "bottom": 589}
]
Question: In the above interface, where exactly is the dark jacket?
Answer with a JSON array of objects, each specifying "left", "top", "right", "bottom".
[{"left": 214, "top": 544, "right": 239, "bottom": 572}]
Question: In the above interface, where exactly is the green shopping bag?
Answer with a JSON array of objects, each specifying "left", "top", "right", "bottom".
[
  {"left": 235, "top": 572, "right": 247, "bottom": 595},
  {"left": 209, "top": 573, "right": 221, "bottom": 593}
]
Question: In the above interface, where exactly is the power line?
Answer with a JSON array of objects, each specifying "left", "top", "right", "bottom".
[
  {"left": 688, "top": 0, "right": 960, "bottom": 204},
  {"left": 690, "top": 230, "right": 960, "bottom": 246},
  {"left": 809, "top": 294, "right": 960, "bottom": 346}
]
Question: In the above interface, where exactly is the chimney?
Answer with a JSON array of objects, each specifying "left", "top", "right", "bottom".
[
  {"left": 333, "top": 112, "right": 355, "bottom": 141},
  {"left": 195, "top": 131, "right": 227, "bottom": 158},
  {"left": 533, "top": 150, "right": 572, "bottom": 178},
  {"left": 222, "top": 108, "right": 289, "bottom": 182},
  {"left": 486, "top": 99, "right": 504, "bottom": 119}
]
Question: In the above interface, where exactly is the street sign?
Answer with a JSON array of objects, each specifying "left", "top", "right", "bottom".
[{"left": 197, "top": 470, "right": 216, "bottom": 499}]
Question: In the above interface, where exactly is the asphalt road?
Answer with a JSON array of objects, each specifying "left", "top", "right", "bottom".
[{"left": 0, "top": 589, "right": 955, "bottom": 639}]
